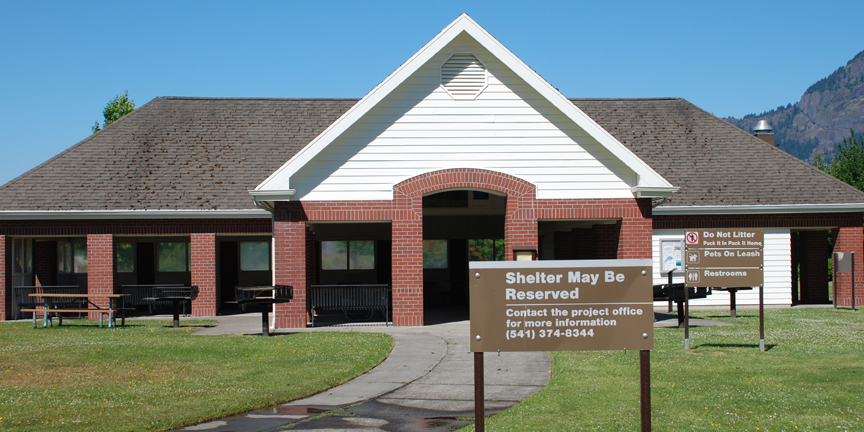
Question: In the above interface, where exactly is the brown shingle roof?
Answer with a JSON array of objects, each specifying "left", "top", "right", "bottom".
[
  {"left": 572, "top": 97, "right": 864, "bottom": 207},
  {"left": 1, "top": 96, "right": 861, "bottom": 212},
  {"left": 0, "top": 97, "right": 356, "bottom": 210}
]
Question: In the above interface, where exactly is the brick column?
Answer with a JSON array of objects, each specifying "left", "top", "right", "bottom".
[
  {"left": 1, "top": 235, "right": 8, "bottom": 321},
  {"left": 618, "top": 199, "right": 653, "bottom": 259},
  {"left": 504, "top": 193, "right": 538, "bottom": 261},
  {"left": 273, "top": 218, "right": 308, "bottom": 328},
  {"left": 191, "top": 233, "right": 217, "bottom": 316},
  {"left": 392, "top": 214, "right": 423, "bottom": 326},
  {"left": 87, "top": 234, "right": 114, "bottom": 317},
  {"left": 833, "top": 226, "right": 864, "bottom": 307}
]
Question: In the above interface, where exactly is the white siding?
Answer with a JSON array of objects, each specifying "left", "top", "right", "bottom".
[
  {"left": 291, "top": 33, "right": 636, "bottom": 201},
  {"left": 652, "top": 229, "right": 792, "bottom": 306}
]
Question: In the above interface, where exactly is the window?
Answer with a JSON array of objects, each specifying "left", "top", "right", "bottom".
[
  {"left": 57, "top": 239, "right": 87, "bottom": 274},
  {"left": 321, "top": 240, "right": 375, "bottom": 270},
  {"left": 423, "top": 240, "right": 448, "bottom": 269},
  {"left": 468, "top": 239, "right": 505, "bottom": 262},
  {"left": 240, "top": 241, "right": 270, "bottom": 271},
  {"left": 116, "top": 242, "right": 135, "bottom": 273},
  {"left": 12, "top": 239, "right": 32, "bottom": 275},
  {"left": 157, "top": 242, "right": 190, "bottom": 272}
]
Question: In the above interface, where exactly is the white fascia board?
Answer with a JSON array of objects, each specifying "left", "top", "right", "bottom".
[
  {"left": 0, "top": 209, "right": 272, "bottom": 221},
  {"left": 249, "top": 189, "right": 296, "bottom": 200},
  {"left": 632, "top": 186, "right": 679, "bottom": 198},
  {"left": 654, "top": 203, "right": 864, "bottom": 215},
  {"left": 253, "top": 13, "right": 677, "bottom": 196}
]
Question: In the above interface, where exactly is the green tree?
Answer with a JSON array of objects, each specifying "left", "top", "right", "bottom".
[
  {"left": 92, "top": 90, "right": 135, "bottom": 133},
  {"left": 814, "top": 130, "right": 864, "bottom": 192}
]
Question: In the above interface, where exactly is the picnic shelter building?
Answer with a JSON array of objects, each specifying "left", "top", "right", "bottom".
[{"left": 1, "top": 15, "right": 862, "bottom": 327}]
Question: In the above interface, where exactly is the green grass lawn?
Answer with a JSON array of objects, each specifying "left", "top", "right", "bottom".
[
  {"left": 461, "top": 308, "right": 864, "bottom": 431},
  {"left": 0, "top": 319, "right": 392, "bottom": 432}
]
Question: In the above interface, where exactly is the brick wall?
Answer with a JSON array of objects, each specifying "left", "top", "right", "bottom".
[
  {"left": 0, "top": 219, "right": 270, "bottom": 321},
  {"left": 832, "top": 225, "right": 864, "bottom": 307},
  {"left": 0, "top": 235, "right": 7, "bottom": 320},
  {"left": 273, "top": 214, "right": 308, "bottom": 328},
  {"left": 86, "top": 234, "right": 114, "bottom": 316},
  {"left": 191, "top": 233, "right": 217, "bottom": 316},
  {"left": 269, "top": 169, "right": 654, "bottom": 328},
  {"left": 654, "top": 213, "right": 863, "bottom": 229},
  {"left": 0, "top": 218, "right": 271, "bottom": 237}
]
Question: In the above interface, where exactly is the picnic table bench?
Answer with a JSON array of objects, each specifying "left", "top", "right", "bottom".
[
  {"left": 308, "top": 284, "right": 391, "bottom": 327},
  {"left": 23, "top": 293, "right": 130, "bottom": 328},
  {"left": 234, "top": 285, "right": 293, "bottom": 336},
  {"left": 119, "top": 284, "right": 186, "bottom": 315},
  {"left": 12, "top": 285, "right": 85, "bottom": 319}
]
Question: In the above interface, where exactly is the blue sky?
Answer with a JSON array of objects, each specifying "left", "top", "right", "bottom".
[{"left": 2, "top": 0, "right": 863, "bottom": 186}]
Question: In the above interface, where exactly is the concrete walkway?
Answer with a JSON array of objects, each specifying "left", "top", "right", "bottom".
[
  {"left": 178, "top": 315, "right": 551, "bottom": 432},
  {"left": 172, "top": 307, "right": 737, "bottom": 432}
]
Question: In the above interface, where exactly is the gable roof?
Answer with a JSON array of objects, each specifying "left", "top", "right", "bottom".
[
  {"left": 252, "top": 14, "right": 676, "bottom": 200},
  {"left": 573, "top": 98, "right": 864, "bottom": 211},
  {"left": 0, "top": 97, "right": 356, "bottom": 213}
]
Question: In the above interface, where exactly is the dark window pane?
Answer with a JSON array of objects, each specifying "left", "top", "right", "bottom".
[
  {"left": 349, "top": 240, "right": 375, "bottom": 270},
  {"left": 73, "top": 242, "right": 88, "bottom": 273},
  {"left": 423, "top": 240, "right": 448, "bottom": 269},
  {"left": 116, "top": 242, "right": 135, "bottom": 273},
  {"left": 157, "top": 242, "right": 188, "bottom": 272},
  {"left": 322, "top": 241, "right": 348, "bottom": 270},
  {"left": 241, "top": 241, "right": 270, "bottom": 271}
]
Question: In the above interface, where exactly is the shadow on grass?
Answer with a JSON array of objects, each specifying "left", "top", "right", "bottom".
[
  {"left": 694, "top": 343, "right": 777, "bottom": 351},
  {"left": 703, "top": 314, "right": 758, "bottom": 319},
  {"left": 159, "top": 323, "right": 215, "bottom": 329}
]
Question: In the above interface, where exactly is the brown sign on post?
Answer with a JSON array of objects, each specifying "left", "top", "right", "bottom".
[
  {"left": 683, "top": 229, "right": 764, "bottom": 287},
  {"left": 469, "top": 259, "right": 654, "bottom": 352}
]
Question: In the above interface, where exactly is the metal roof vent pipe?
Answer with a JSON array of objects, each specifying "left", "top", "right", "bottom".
[{"left": 753, "top": 119, "right": 774, "bottom": 146}]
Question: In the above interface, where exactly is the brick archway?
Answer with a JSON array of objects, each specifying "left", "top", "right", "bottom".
[{"left": 390, "top": 169, "right": 538, "bottom": 325}]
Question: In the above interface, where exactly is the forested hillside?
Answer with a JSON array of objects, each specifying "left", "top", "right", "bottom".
[{"left": 725, "top": 50, "right": 864, "bottom": 161}]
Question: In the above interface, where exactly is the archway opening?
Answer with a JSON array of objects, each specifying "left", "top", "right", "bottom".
[{"left": 422, "top": 190, "right": 506, "bottom": 323}]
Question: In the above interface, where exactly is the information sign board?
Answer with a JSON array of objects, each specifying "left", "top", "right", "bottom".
[
  {"left": 683, "top": 229, "right": 764, "bottom": 287},
  {"left": 469, "top": 259, "right": 653, "bottom": 352}
]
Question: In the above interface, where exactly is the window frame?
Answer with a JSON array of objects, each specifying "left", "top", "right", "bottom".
[
  {"left": 240, "top": 241, "right": 271, "bottom": 272},
  {"left": 320, "top": 240, "right": 376, "bottom": 271},
  {"left": 156, "top": 241, "right": 191, "bottom": 273}
]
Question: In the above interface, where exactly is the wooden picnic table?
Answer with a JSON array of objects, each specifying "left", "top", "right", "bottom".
[{"left": 25, "top": 293, "right": 129, "bottom": 328}]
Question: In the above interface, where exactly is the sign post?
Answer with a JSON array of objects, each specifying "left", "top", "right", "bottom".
[
  {"left": 684, "top": 229, "right": 764, "bottom": 351},
  {"left": 470, "top": 259, "right": 653, "bottom": 430}
]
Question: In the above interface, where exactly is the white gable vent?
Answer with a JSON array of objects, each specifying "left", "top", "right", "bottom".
[{"left": 441, "top": 53, "right": 487, "bottom": 100}]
